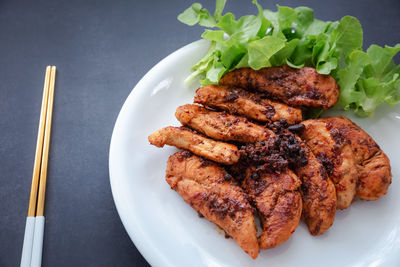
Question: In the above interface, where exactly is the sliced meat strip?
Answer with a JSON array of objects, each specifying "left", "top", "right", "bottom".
[
  {"left": 219, "top": 65, "right": 339, "bottom": 109},
  {"left": 148, "top": 126, "right": 240, "bottom": 165},
  {"left": 166, "top": 151, "right": 259, "bottom": 259},
  {"left": 194, "top": 85, "right": 303, "bottom": 124},
  {"left": 242, "top": 167, "right": 302, "bottom": 249},
  {"left": 293, "top": 136, "right": 336, "bottom": 235},
  {"left": 300, "top": 119, "right": 358, "bottom": 209},
  {"left": 175, "top": 104, "right": 275, "bottom": 143},
  {"left": 319, "top": 117, "right": 392, "bottom": 200}
]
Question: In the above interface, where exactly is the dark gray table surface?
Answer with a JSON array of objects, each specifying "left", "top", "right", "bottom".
[{"left": 1, "top": 0, "right": 399, "bottom": 266}]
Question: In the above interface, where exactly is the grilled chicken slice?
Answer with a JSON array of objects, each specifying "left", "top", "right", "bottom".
[
  {"left": 219, "top": 65, "right": 339, "bottom": 109},
  {"left": 148, "top": 126, "right": 240, "bottom": 165},
  {"left": 243, "top": 167, "right": 302, "bottom": 249},
  {"left": 300, "top": 120, "right": 358, "bottom": 209},
  {"left": 317, "top": 117, "right": 392, "bottom": 200},
  {"left": 175, "top": 104, "right": 275, "bottom": 143},
  {"left": 293, "top": 136, "right": 336, "bottom": 235},
  {"left": 166, "top": 151, "right": 259, "bottom": 259},
  {"left": 194, "top": 85, "right": 303, "bottom": 124}
]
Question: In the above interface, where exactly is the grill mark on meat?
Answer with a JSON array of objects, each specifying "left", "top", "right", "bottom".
[
  {"left": 261, "top": 104, "right": 276, "bottom": 119},
  {"left": 199, "top": 157, "right": 213, "bottom": 167},
  {"left": 205, "top": 192, "right": 251, "bottom": 219},
  {"left": 178, "top": 150, "right": 193, "bottom": 160},
  {"left": 225, "top": 92, "right": 239, "bottom": 102},
  {"left": 316, "top": 152, "right": 334, "bottom": 175},
  {"left": 313, "top": 220, "right": 323, "bottom": 235}
]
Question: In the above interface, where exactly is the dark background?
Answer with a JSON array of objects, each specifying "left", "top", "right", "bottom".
[{"left": 0, "top": 0, "right": 399, "bottom": 266}]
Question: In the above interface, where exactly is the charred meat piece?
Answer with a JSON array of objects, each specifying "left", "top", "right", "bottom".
[
  {"left": 175, "top": 104, "right": 276, "bottom": 143},
  {"left": 219, "top": 65, "right": 339, "bottom": 109},
  {"left": 300, "top": 119, "right": 358, "bottom": 209},
  {"left": 318, "top": 117, "right": 392, "bottom": 200},
  {"left": 194, "top": 85, "right": 303, "bottom": 124},
  {"left": 166, "top": 151, "right": 259, "bottom": 259},
  {"left": 255, "top": 120, "right": 336, "bottom": 235},
  {"left": 243, "top": 167, "right": 302, "bottom": 249},
  {"left": 238, "top": 120, "right": 309, "bottom": 174},
  {"left": 293, "top": 136, "right": 336, "bottom": 235},
  {"left": 148, "top": 126, "right": 240, "bottom": 165},
  {"left": 239, "top": 141, "right": 289, "bottom": 174}
]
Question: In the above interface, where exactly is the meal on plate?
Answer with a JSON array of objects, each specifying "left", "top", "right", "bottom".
[
  {"left": 148, "top": 0, "right": 397, "bottom": 260},
  {"left": 148, "top": 64, "right": 392, "bottom": 258}
]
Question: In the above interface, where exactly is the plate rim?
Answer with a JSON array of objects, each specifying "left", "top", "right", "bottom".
[{"left": 109, "top": 40, "right": 206, "bottom": 267}]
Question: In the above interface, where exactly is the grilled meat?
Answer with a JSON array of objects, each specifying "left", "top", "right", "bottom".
[
  {"left": 317, "top": 117, "right": 392, "bottom": 200},
  {"left": 293, "top": 136, "right": 336, "bottom": 235},
  {"left": 219, "top": 65, "right": 339, "bottom": 109},
  {"left": 243, "top": 167, "right": 302, "bottom": 249},
  {"left": 175, "top": 104, "right": 275, "bottom": 143},
  {"left": 194, "top": 85, "right": 303, "bottom": 124},
  {"left": 300, "top": 120, "right": 358, "bottom": 209},
  {"left": 148, "top": 126, "right": 240, "bottom": 165},
  {"left": 166, "top": 151, "right": 259, "bottom": 259},
  {"left": 149, "top": 62, "right": 392, "bottom": 254}
]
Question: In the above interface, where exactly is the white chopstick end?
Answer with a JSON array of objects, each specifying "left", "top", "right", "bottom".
[
  {"left": 20, "top": 217, "right": 36, "bottom": 267},
  {"left": 31, "top": 216, "right": 45, "bottom": 267}
]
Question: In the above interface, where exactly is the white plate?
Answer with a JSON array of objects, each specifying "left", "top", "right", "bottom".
[{"left": 109, "top": 40, "right": 400, "bottom": 267}]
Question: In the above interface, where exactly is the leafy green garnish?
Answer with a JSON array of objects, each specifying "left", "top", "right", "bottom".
[
  {"left": 178, "top": 0, "right": 400, "bottom": 116},
  {"left": 337, "top": 45, "right": 400, "bottom": 116}
]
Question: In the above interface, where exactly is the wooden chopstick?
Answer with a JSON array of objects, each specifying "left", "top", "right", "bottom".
[
  {"left": 36, "top": 66, "right": 56, "bottom": 217},
  {"left": 27, "top": 66, "right": 52, "bottom": 217},
  {"left": 21, "top": 66, "right": 51, "bottom": 267},
  {"left": 21, "top": 66, "right": 56, "bottom": 267}
]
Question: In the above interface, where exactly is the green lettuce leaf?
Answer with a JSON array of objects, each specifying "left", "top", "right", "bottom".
[
  {"left": 178, "top": 3, "right": 216, "bottom": 27},
  {"left": 335, "top": 45, "right": 400, "bottom": 116},
  {"left": 248, "top": 36, "right": 286, "bottom": 69},
  {"left": 270, "top": 39, "right": 299, "bottom": 66},
  {"left": 334, "top": 16, "right": 363, "bottom": 61},
  {"left": 214, "top": 0, "right": 227, "bottom": 21},
  {"left": 336, "top": 50, "right": 371, "bottom": 109},
  {"left": 178, "top": 0, "right": 400, "bottom": 116}
]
